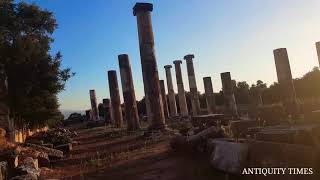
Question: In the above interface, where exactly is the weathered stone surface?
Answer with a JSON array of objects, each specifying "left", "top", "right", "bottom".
[
  {"left": 184, "top": 54, "right": 201, "bottom": 115},
  {"left": 25, "top": 144, "right": 63, "bottom": 159},
  {"left": 159, "top": 80, "right": 169, "bottom": 119},
  {"left": 108, "top": 70, "right": 123, "bottom": 128},
  {"left": 54, "top": 143, "right": 72, "bottom": 154},
  {"left": 17, "top": 157, "right": 40, "bottom": 178},
  {"left": 209, "top": 139, "right": 248, "bottom": 174},
  {"left": 89, "top": 90, "right": 99, "bottom": 121},
  {"left": 273, "top": 48, "right": 298, "bottom": 116},
  {"left": 0, "top": 128, "right": 6, "bottom": 137},
  {"left": 102, "top": 98, "right": 111, "bottom": 123},
  {"left": 0, "top": 161, "right": 7, "bottom": 180},
  {"left": 246, "top": 140, "right": 319, "bottom": 180},
  {"left": 203, "top": 77, "right": 216, "bottom": 114},
  {"left": 173, "top": 60, "right": 188, "bottom": 117},
  {"left": 317, "top": 42, "right": 320, "bottom": 67},
  {"left": 10, "top": 174, "right": 38, "bottom": 180},
  {"left": 133, "top": 3, "right": 166, "bottom": 130},
  {"left": 255, "top": 124, "right": 320, "bottom": 147},
  {"left": 220, "top": 72, "right": 238, "bottom": 117},
  {"left": 191, "top": 114, "right": 229, "bottom": 128},
  {"left": 229, "top": 120, "right": 259, "bottom": 138},
  {"left": 118, "top": 54, "right": 140, "bottom": 131},
  {"left": 164, "top": 65, "right": 178, "bottom": 117}
]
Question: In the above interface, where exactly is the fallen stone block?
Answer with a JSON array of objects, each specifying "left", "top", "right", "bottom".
[
  {"left": 54, "top": 143, "right": 72, "bottom": 154},
  {"left": 229, "top": 120, "right": 259, "bottom": 138},
  {"left": 10, "top": 173, "right": 38, "bottom": 180},
  {"left": 245, "top": 140, "right": 320, "bottom": 180},
  {"left": 256, "top": 124, "right": 320, "bottom": 146},
  {"left": 209, "top": 139, "right": 248, "bottom": 174},
  {"left": 25, "top": 144, "right": 63, "bottom": 159}
]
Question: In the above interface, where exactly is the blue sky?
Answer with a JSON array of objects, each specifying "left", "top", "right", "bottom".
[{"left": 22, "top": 0, "right": 320, "bottom": 113}]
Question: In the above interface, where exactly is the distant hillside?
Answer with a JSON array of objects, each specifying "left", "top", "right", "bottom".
[{"left": 60, "top": 109, "right": 86, "bottom": 119}]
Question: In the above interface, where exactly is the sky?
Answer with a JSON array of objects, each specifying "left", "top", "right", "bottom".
[{"left": 22, "top": 0, "right": 320, "bottom": 114}]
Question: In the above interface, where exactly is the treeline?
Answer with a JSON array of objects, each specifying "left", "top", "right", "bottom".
[
  {"left": 135, "top": 67, "right": 320, "bottom": 115},
  {"left": 0, "top": 1, "right": 73, "bottom": 128}
]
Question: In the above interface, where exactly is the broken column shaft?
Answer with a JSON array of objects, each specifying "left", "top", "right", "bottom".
[
  {"left": 184, "top": 54, "right": 201, "bottom": 115},
  {"left": 108, "top": 70, "right": 123, "bottom": 128},
  {"left": 89, "top": 90, "right": 99, "bottom": 120},
  {"left": 273, "top": 48, "right": 298, "bottom": 115},
  {"left": 159, "top": 80, "right": 169, "bottom": 119},
  {"left": 316, "top": 42, "right": 320, "bottom": 67},
  {"left": 118, "top": 54, "right": 140, "bottom": 131},
  {"left": 174, "top": 60, "right": 189, "bottom": 117},
  {"left": 102, "top": 98, "right": 111, "bottom": 123},
  {"left": 220, "top": 72, "right": 238, "bottom": 117},
  {"left": 203, "top": 77, "right": 216, "bottom": 114},
  {"left": 164, "top": 65, "right": 178, "bottom": 117},
  {"left": 133, "top": 3, "right": 165, "bottom": 129}
]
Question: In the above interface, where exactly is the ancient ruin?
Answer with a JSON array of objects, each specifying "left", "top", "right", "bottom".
[
  {"left": 164, "top": 65, "right": 178, "bottom": 117},
  {"left": 89, "top": 90, "right": 99, "bottom": 121},
  {"left": 1, "top": 1, "right": 320, "bottom": 180},
  {"left": 118, "top": 54, "right": 140, "bottom": 131},
  {"left": 173, "top": 60, "right": 189, "bottom": 117},
  {"left": 184, "top": 54, "right": 201, "bottom": 115},
  {"left": 108, "top": 70, "right": 123, "bottom": 128},
  {"left": 159, "top": 80, "right": 169, "bottom": 119},
  {"left": 316, "top": 41, "right": 320, "bottom": 67},
  {"left": 133, "top": 3, "right": 166, "bottom": 130},
  {"left": 203, "top": 77, "right": 216, "bottom": 114},
  {"left": 273, "top": 48, "right": 298, "bottom": 116},
  {"left": 220, "top": 72, "right": 238, "bottom": 117}
]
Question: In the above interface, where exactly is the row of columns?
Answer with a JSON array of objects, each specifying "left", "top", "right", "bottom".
[{"left": 89, "top": 3, "right": 320, "bottom": 130}]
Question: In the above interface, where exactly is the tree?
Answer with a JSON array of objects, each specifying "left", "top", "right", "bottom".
[{"left": 0, "top": 1, "right": 74, "bottom": 128}]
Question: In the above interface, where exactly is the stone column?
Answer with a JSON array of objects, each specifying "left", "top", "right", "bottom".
[
  {"left": 159, "top": 80, "right": 169, "bottom": 119},
  {"left": 220, "top": 72, "right": 238, "bottom": 117},
  {"left": 108, "top": 70, "right": 123, "bottom": 128},
  {"left": 89, "top": 90, "right": 99, "bottom": 121},
  {"left": 118, "top": 54, "right": 140, "bottom": 131},
  {"left": 203, "top": 77, "right": 216, "bottom": 114},
  {"left": 164, "top": 65, "right": 178, "bottom": 117},
  {"left": 133, "top": 3, "right": 165, "bottom": 129},
  {"left": 184, "top": 54, "right": 201, "bottom": 115},
  {"left": 316, "top": 42, "right": 320, "bottom": 67},
  {"left": 273, "top": 48, "right": 298, "bottom": 115},
  {"left": 102, "top": 98, "right": 111, "bottom": 123},
  {"left": 174, "top": 60, "right": 189, "bottom": 117}
]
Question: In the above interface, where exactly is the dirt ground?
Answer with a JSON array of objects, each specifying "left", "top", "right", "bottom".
[{"left": 40, "top": 125, "right": 228, "bottom": 180}]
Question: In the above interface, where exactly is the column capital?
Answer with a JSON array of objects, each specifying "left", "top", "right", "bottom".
[
  {"left": 164, "top": 65, "right": 172, "bottom": 69},
  {"left": 118, "top": 54, "right": 129, "bottom": 59},
  {"left": 183, "top": 54, "right": 195, "bottom": 61},
  {"left": 173, "top": 60, "right": 182, "bottom": 65},
  {"left": 133, "top": 3, "right": 153, "bottom": 16}
]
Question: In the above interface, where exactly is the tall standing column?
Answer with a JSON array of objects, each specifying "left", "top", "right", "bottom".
[
  {"left": 159, "top": 80, "right": 169, "bottom": 119},
  {"left": 220, "top": 72, "right": 238, "bottom": 117},
  {"left": 316, "top": 42, "right": 320, "bottom": 67},
  {"left": 174, "top": 60, "right": 189, "bottom": 117},
  {"left": 164, "top": 65, "right": 178, "bottom": 117},
  {"left": 273, "top": 48, "right": 298, "bottom": 116},
  {"left": 118, "top": 54, "right": 140, "bottom": 131},
  {"left": 184, "top": 54, "right": 201, "bottom": 115},
  {"left": 203, "top": 77, "right": 216, "bottom": 114},
  {"left": 133, "top": 3, "right": 165, "bottom": 129},
  {"left": 108, "top": 70, "right": 123, "bottom": 128},
  {"left": 102, "top": 98, "right": 111, "bottom": 123},
  {"left": 89, "top": 90, "right": 99, "bottom": 121}
]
